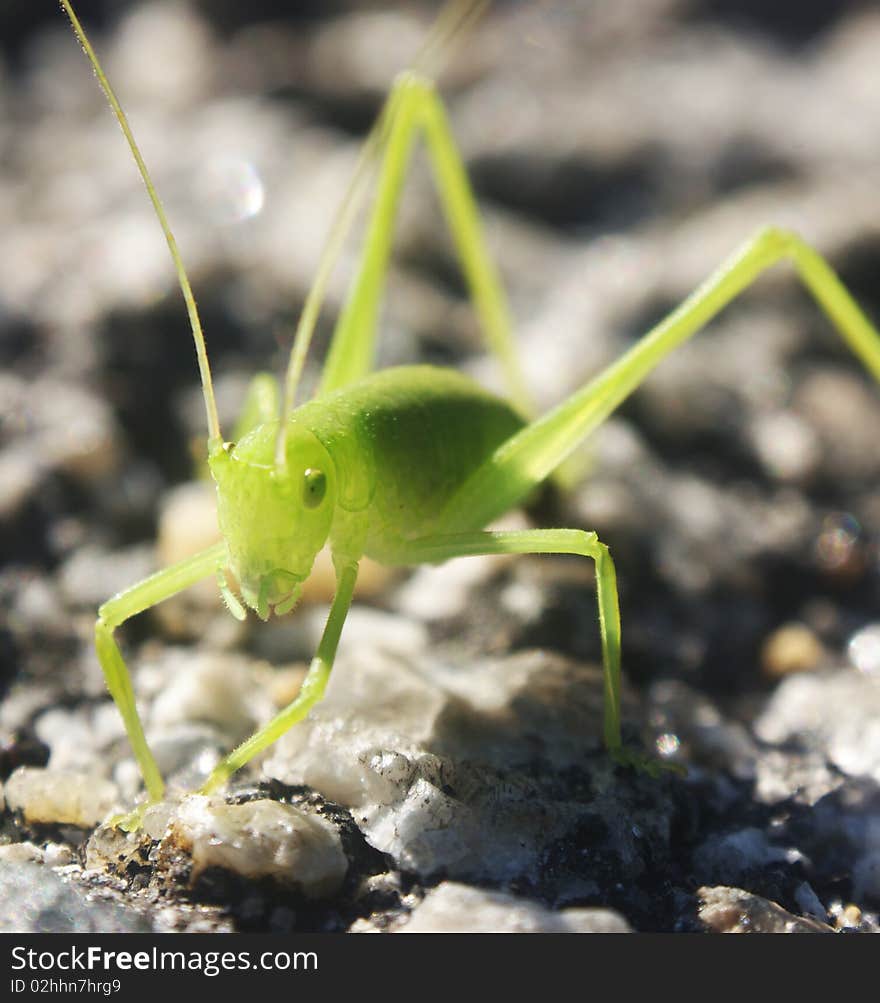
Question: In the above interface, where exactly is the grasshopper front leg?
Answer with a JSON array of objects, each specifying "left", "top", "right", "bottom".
[
  {"left": 95, "top": 542, "right": 226, "bottom": 810},
  {"left": 199, "top": 561, "right": 359, "bottom": 794}
]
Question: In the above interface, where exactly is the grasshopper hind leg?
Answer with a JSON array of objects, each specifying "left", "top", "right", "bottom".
[{"left": 317, "top": 74, "right": 532, "bottom": 417}]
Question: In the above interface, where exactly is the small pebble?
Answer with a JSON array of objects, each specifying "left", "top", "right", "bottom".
[
  {"left": 833, "top": 904, "right": 863, "bottom": 931},
  {"left": 748, "top": 410, "right": 820, "bottom": 483},
  {"left": 848, "top": 624, "right": 880, "bottom": 677},
  {"left": 156, "top": 481, "right": 224, "bottom": 620},
  {"left": 698, "top": 886, "right": 834, "bottom": 934},
  {"left": 399, "top": 882, "right": 631, "bottom": 933},
  {"left": 0, "top": 862, "right": 149, "bottom": 933},
  {"left": 58, "top": 544, "right": 155, "bottom": 610},
  {"left": 0, "top": 449, "right": 40, "bottom": 519},
  {"left": 0, "top": 842, "right": 44, "bottom": 864},
  {"left": 157, "top": 480, "right": 221, "bottom": 569},
  {"left": 43, "top": 842, "right": 76, "bottom": 868},
  {"left": 755, "top": 670, "right": 880, "bottom": 782},
  {"left": 165, "top": 796, "right": 348, "bottom": 897},
  {"left": 4, "top": 767, "right": 120, "bottom": 827},
  {"left": 761, "top": 622, "right": 824, "bottom": 677},
  {"left": 148, "top": 650, "right": 275, "bottom": 742}
]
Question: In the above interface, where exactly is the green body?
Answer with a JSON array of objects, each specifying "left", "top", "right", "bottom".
[
  {"left": 236, "top": 367, "right": 523, "bottom": 552},
  {"left": 315, "top": 366, "right": 524, "bottom": 553}
]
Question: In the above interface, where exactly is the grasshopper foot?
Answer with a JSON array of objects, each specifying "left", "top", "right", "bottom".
[
  {"left": 197, "top": 762, "right": 233, "bottom": 797},
  {"left": 610, "top": 746, "right": 687, "bottom": 779},
  {"left": 106, "top": 803, "right": 151, "bottom": 833}
]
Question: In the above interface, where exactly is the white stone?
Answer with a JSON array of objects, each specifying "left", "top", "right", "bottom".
[
  {"left": 393, "top": 555, "right": 505, "bottom": 621},
  {"left": 265, "top": 647, "right": 608, "bottom": 880},
  {"left": 148, "top": 650, "right": 275, "bottom": 742},
  {"left": 35, "top": 705, "right": 123, "bottom": 771},
  {"left": 748, "top": 410, "right": 820, "bottom": 483},
  {"left": 399, "top": 882, "right": 631, "bottom": 933},
  {"left": 166, "top": 796, "right": 348, "bottom": 897},
  {"left": 0, "top": 842, "right": 44, "bottom": 864},
  {"left": 305, "top": 605, "right": 430, "bottom": 659},
  {"left": 698, "top": 885, "right": 833, "bottom": 934},
  {"left": 5, "top": 767, "right": 120, "bottom": 827},
  {"left": 755, "top": 669, "right": 880, "bottom": 782},
  {"left": 157, "top": 480, "right": 221, "bottom": 569},
  {"left": 392, "top": 511, "right": 528, "bottom": 622},
  {"left": 264, "top": 646, "right": 451, "bottom": 807},
  {"left": 43, "top": 843, "right": 76, "bottom": 868},
  {"left": 58, "top": 544, "right": 155, "bottom": 610}
]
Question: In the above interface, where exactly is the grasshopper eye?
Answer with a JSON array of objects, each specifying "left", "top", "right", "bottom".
[{"left": 302, "top": 468, "right": 326, "bottom": 509}]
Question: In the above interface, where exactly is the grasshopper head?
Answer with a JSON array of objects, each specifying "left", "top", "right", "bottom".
[{"left": 209, "top": 424, "right": 336, "bottom": 619}]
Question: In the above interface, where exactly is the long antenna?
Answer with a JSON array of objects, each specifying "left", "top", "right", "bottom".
[
  {"left": 418, "top": 0, "right": 489, "bottom": 80},
  {"left": 61, "top": 0, "right": 223, "bottom": 448},
  {"left": 274, "top": 0, "right": 490, "bottom": 467}
]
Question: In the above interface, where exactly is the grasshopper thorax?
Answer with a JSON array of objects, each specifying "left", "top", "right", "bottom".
[{"left": 209, "top": 423, "right": 336, "bottom": 619}]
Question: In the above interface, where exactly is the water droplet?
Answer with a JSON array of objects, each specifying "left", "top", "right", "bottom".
[
  {"left": 848, "top": 624, "right": 880, "bottom": 677},
  {"left": 814, "top": 512, "right": 861, "bottom": 572},
  {"left": 656, "top": 732, "right": 680, "bottom": 757},
  {"left": 201, "top": 156, "right": 265, "bottom": 224}
]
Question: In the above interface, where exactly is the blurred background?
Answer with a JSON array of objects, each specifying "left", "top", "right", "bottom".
[{"left": 3, "top": 0, "right": 880, "bottom": 783}]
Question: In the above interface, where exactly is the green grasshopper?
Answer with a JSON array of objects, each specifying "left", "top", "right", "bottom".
[{"left": 63, "top": 1, "right": 880, "bottom": 827}]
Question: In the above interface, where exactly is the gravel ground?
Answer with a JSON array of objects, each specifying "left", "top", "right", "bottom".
[{"left": 2, "top": 0, "right": 880, "bottom": 933}]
